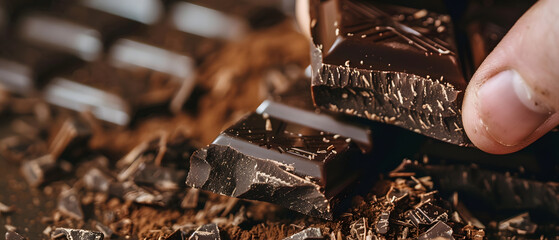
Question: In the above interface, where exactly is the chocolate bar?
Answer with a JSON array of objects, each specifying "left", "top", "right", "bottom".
[
  {"left": 310, "top": 0, "right": 469, "bottom": 145},
  {"left": 186, "top": 112, "right": 367, "bottom": 219},
  {"left": 17, "top": 5, "right": 141, "bottom": 61},
  {"left": 42, "top": 61, "right": 181, "bottom": 125},
  {"left": 169, "top": 0, "right": 248, "bottom": 40},
  {"left": 81, "top": 0, "right": 164, "bottom": 24},
  {"left": 0, "top": 40, "right": 82, "bottom": 95}
]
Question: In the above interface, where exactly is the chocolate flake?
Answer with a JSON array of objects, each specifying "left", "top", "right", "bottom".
[
  {"left": 418, "top": 221, "right": 454, "bottom": 240},
  {"left": 282, "top": 227, "right": 323, "bottom": 240},
  {"left": 57, "top": 188, "right": 84, "bottom": 220},
  {"left": 51, "top": 228, "right": 104, "bottom": 240},
  {"left": 188, "top": 223, "right": 220, "bottom": 240}
]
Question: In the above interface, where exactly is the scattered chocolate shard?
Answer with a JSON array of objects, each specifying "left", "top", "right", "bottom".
[
  {"left": 94, "top": 222, "right": 113, "bottom": 239},
  {"left": 407, "top": 201, "right": 449, "bottom": 226},
  {"left": 181, "top": 188, "right": 199, "bottom": 209},
  {"left": 188, "top": 223, "right": 220, "bottom": 240},
  {"left": 165, "top": 230, "right": 185, "bottom": 240},
  {"left": 310, "top": 0, "right": 469, "bottom": 145},
  {"left": 186, "top": 113, "right": 366, "bottom": 219},
  {"left": 51, "top": 228, "right": 104, "bottom": 240},
  {"left": 58, "top": 188, "right": 84, "bottom": 220},
  {"left": 133, "top": 163, "right": 186, "bottom": 191},
  {"left": 5, "top": 231, "right": 25, "bottom": 240},
  {"left": 498, "top": 212, "right": 537, "bottom": 235},
  {"left": 386, "top": 186, "right": 409, "bottom": 203},
  {"left": 350, "top": 218, "right": 367, "bottom": 240},
  {"left": 0, "top": 201, "right": 14, "bottom": 214},
  {"left": 20, "top": 154, "right": 61, "bottom": 187},
  {"left": 375, "top": 211, "right": 390, "bottom": 234},
  {"left": 282, "top": 227, "right": 323, "bottom": 240},
  {"left": 48, "top": 116, "right": 92, "bottom": 159},
  {"left": 418, "top": 221, "right": 454, "bottom": 240},
  {"left": 83, "top": 168, "right": 173, "bottom": 206}
]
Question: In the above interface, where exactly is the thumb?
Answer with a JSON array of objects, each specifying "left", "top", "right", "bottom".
[{"left": 463, "top": 0, "right": 559, "bottom": 154}]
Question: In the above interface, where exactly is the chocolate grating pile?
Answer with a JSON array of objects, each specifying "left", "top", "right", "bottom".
[{"left": 0, "top": 0, "right": 558, "bottom": 240}]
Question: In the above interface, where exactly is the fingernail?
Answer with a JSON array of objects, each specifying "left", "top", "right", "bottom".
[{"left": 477, "top": 70, "right": 552, "bottom": 146}]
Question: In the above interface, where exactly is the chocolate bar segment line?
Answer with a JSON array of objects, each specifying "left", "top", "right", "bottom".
[
  {"left": 43, "top": 77, "right": 130, "bottom": 125},
  {"left": 256, "top": 100, "right": 370, "bottom": 150}
]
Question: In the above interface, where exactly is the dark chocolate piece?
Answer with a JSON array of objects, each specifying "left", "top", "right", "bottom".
[
  {"left": 43, "top": 61, "right": 181, "bottom": 125},
  {"left": 48, "top": 116, "right": 92, "bottom": 159},
  {"left": 188, "top": 223, "right": 220, "bottom": 240},
  {"left": 417, "top": 221, "right": 454, "bottom": 240},
  {"left": 20, "top": 154, "right": 63, "bottom": 187},
  {"left": 282, "top": 228, "right": 323, "bottom": 240},
  {"left": 498, "top": 212, "right": 537, "bottom": 235},
  {"left": 181, "top": 188, "right": 199, "bottom": 209},
  {"left": 186, "top": 112, "right": 366, "bottom": 219},
  {"left": 0, "top": 40, "right": 82, "bottom": 95},
  {"left": 132, "top": 163, "right": 187, "bottom": 191},
  {"left": 165, "top": 230, "right": 185, "bottom": 240},
  {"left": 51, "top": 228, "right": 104, "bottom": 240},
  {"left": 169, "top": 1, "right": 248, "bottom": 40},
  {"left": 58, "top": 188, "right": 84, "bottom": 220},
  {"left": 81, "top": 0, "right": 164, "bottom": 24},
  {"left": 256, "top": 74, "right": 372, "bottom": 153},
  {"left": 17, "top": 5, "right": 140, "bottom": 61},
  {"left": 375, "top": 211, "right": 390, "bottom": 234},
  {"left": 310, "top": 0, "right": 469, "bottom": 145},
  {"left": 94, "top": 222, "right": 113, "bottom": 239},
  {"left": 406, "top": 201, "right": 449, "bottom": 226},
  {"left": 83, "top": 168, "right": 174, "bottom": 206},
  {"left": 4, "top": 231, "right": 24, "bottom": 240}
]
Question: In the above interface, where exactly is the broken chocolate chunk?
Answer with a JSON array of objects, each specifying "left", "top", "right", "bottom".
[
  {"left": 282, "top": 228, "right": 323, "bottom": 240},
  {"left": 418, "top": 221, "right": 454, "bottom": 240},
  {"left": 20, "top": 154, "right": 66, "bottom": 187},
  {"left": 310, "top": 0, "right": 469, "bottom": 145},
  {"left": 375, "top": 211, "right": 390, "bottom": 234},
  {"left": 406, "top": 201, "right": 449, "bottom": 226},
  {"left": 94, "top": 222, "right": 113, "bottom": 239},
  {"left": 58, "top": 187, "right": 84, "bottom": 220},
  {"left": 5, "top": 231, "right": 25, "bottom": 240},
  {"left": 189, "top": 223, "right": 220, "bottom": 240},
  {"left": 498, "top": 212, "right": 537, "bottom": 235},
  {"left": 48, "top": 116, "right": 92, "bottom": 159},
  {"left": 186, "top": 112, "right": 367, "bottom": 219},
  {"left": 51, "top": 228, "right": 104, "bottom": 240},
  {"left": 256, "top": 74, "right": 372, "bottom": 153}
]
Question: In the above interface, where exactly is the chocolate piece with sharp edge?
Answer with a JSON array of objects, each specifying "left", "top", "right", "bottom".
[
  {"left": 310, "top": 0, "right": 469, "bottom": 145},
  {"left": 417, "top": 221, "right": 454, "bottom": 240},
  {"left": 186, "top": 112, "right": 367, "bottom": 219},
  {"left": 48, "top": 116, "right": 92, "bottom": 159},
  {"left": 133, "top": 163, "right": 187, "bottom": 191},
  {"left": 282, "top": 227, "right": 323, "bottom": 240},
  {"left": 20, "top": 154, "right": 67, "bottom": 187},
  {"left": 4, "top": 231, "right": 25, "bottom": 240},
  {"left": 58, "top": 188, "right": 84, "bottom": 220},
  {"left": 257, "top": 74, "right": 372, "bottom": 153},
  {"left": 189, "top": 223, "right": 220, "bottom": 240},
  {"left": 51, "top": 228, "right": 104, "bottom": 240}
]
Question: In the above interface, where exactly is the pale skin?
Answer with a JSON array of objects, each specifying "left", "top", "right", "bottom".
[{"left": 297, "top": 0, "right": 559, "bottom": 154}]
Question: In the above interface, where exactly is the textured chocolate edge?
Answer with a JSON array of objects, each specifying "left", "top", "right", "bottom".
[
  {"left": 311, "top": 45, "right": 470, "bottom": 146},
  {"left": 186, "top": 144, "right": 344, "bottom": 220}
]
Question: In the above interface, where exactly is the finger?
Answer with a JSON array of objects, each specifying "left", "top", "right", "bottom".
[
  {"left": 295, "top": 0, "right": 311, "bottom": 39},
  {"left": 462, "top": 0, "right": 559, "bottom": 154}
]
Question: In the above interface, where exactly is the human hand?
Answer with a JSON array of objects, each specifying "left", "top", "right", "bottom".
[{"left": 462, "top": 0, "right": 559, "bottom": 154}]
